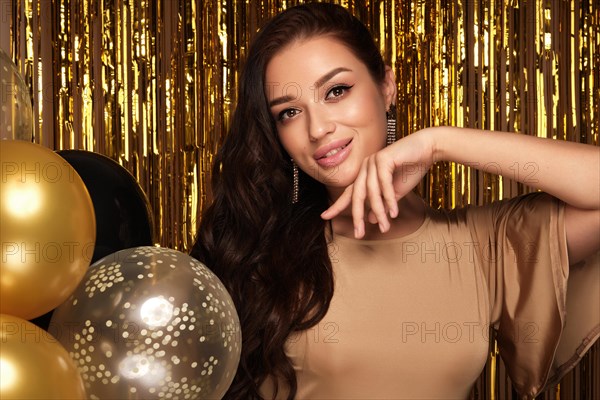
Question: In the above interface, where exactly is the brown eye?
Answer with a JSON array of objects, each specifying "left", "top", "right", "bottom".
[
  {"left": 325, "top": 85, "right": 353, "bottom": 100},
  {"left": 278, "top": 108, "right": 300, "bottom": 121}
]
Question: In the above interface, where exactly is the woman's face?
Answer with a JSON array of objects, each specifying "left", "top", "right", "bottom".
[{"left": 265, "top": 36, "right": 396, "bottom": 195}]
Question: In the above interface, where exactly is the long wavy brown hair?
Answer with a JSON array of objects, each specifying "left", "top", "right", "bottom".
[{"left": 190, "top": 3, "right": 387, "bottom": 399}]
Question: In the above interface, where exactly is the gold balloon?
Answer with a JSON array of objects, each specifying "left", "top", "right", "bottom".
[
  {"left": 50, "top": 246, "right": 242, "bottom": 400},
  {"left": 0, "top": 314, "right": 87, "bottom": 399},
  {"left": 0, "top": 140, "right": 96, "bottom": 319}
]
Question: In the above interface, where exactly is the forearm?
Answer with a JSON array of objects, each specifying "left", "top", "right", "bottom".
[{"left": 429, "top": 127, "right": 600, "bottom": 210}]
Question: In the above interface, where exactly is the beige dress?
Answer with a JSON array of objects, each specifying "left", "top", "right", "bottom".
[{"left": 261, "top": 193, "right": 599, "bottom": 399}]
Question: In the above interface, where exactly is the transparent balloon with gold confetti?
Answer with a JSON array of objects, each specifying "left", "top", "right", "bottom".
[
  {"left": 49, "top": 246, "right": 241, "bottom": 400},
  {"left": 0, "top": 48, "right": 33, "bottom": 141}
]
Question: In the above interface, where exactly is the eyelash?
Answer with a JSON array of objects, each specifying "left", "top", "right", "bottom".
[
  {"left": 278, "top": 108, "right": 299, "bottom": 121},
  {"left": 325, "top": 84, "right": 353, "bottom": 100},
  {"left": 276, "top": 84, "right": 354, "bottom": 122}
]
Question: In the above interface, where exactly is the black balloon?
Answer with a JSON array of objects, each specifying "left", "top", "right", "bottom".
[
  {"left": 31, "top": 150, "right": 154, "bottom": 330},
  {"left": 57, "top": 150, "right": 154, "bottom": 262}
]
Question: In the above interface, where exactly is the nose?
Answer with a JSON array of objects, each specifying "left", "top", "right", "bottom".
[{"left": 308, "top": 109, "right": 335, "bottom": 142}]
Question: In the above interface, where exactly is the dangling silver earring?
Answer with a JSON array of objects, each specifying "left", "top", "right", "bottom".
[
  {"left": 292, "top": 159, "right": 299, "bottom": 204},
  {"left": 386, "top": 104, "right": 397, "bottom": 146}
]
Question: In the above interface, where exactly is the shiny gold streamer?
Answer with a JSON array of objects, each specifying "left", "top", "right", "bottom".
[{"left": 8, "top": 0, "right": 599, "bottom": 398}]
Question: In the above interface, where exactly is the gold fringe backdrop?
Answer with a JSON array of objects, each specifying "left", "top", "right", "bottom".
[{"left": 8, "top": 0, "right": 598, "bottom": 398}]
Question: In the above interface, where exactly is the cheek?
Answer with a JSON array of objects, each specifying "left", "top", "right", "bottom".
[
  {"left": 277, "top": 130, "right": 294, "bottom": 153},
  {"left": 278, "top": 132, "right": 306, "bottom": 162},
  {"left": 342, "top": 91, "right": 385, "bottom": 127}
]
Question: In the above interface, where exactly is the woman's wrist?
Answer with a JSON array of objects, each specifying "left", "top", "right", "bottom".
[{"left": 419, "top": 126, "right": 449, "bottom": 164}]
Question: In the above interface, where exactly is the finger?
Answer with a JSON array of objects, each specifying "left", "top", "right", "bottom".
[
  {"left": 366, "top": 156, "right": 389, "bottom": 232},
  {"left": 376, "top": 153, "right": 399, "bottom": 218},
  {"left": 352, "top": 159, "right": 369, "bottom": 238},
  {"left": 367, "top": 210, "right": 377, "bottom": 224},
  {"left": 321, "top": 185, "right": 353, "bottom": 220}
]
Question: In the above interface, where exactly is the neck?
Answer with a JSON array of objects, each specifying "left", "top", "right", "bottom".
[
  {"left": 329, "top": 191, "right": 427, "bottom": 240},
  {"left": 326, "top": 185, "right": 346, "bottom": 205}
]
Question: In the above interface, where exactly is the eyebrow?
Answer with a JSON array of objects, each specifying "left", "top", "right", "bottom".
[
  {"left": 314, "top": 67, "right": 351, "bottom": 89},
  {"left": 268, "top": 67, "right": 352, "bottom": 107}
]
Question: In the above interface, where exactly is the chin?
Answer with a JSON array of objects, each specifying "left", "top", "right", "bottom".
[
  {"left": 320, "top": 173, "right": 358, "bottom": 189},
  {"left": 304, "top": 162, "right": 360, "bottom": 188}
]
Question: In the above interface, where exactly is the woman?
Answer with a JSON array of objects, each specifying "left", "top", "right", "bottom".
[{"left": 191, "top": 3, "right": 599, "bottom": 399}]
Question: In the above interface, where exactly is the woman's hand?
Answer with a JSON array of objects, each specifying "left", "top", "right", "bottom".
[
  {"left": 321, "top": 128, "right": 435, "bottom": 238},
  {"left": 322, "top": 125, "right": 599, "bottom": 260}
]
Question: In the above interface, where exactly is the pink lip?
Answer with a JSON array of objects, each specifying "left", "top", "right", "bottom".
[
  {"left": 313, "top": 138, "right": 353, "bottom": 160},
  {"left": 314, "top": 138, "right": 353, "bottom": 168}
]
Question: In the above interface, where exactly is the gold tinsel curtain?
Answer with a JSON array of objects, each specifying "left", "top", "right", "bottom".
[{"left": 7, "top": 0, "right": 598, "bottom": 398}]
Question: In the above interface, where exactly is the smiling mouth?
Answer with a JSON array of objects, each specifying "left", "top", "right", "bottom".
[
  {"left": 318, "top": 139, "right": 353, "bottom": 160},
  {"left": 322, "top": 144, "right": 349, "bottom": 159},
  {"left": 314, "top": 139, "right": 353, "bottom": 168}
]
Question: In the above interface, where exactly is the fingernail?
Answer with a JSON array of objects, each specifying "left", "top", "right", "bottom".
[{"left": 354, "top": 228, "right": 359, "bottom": 238}]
